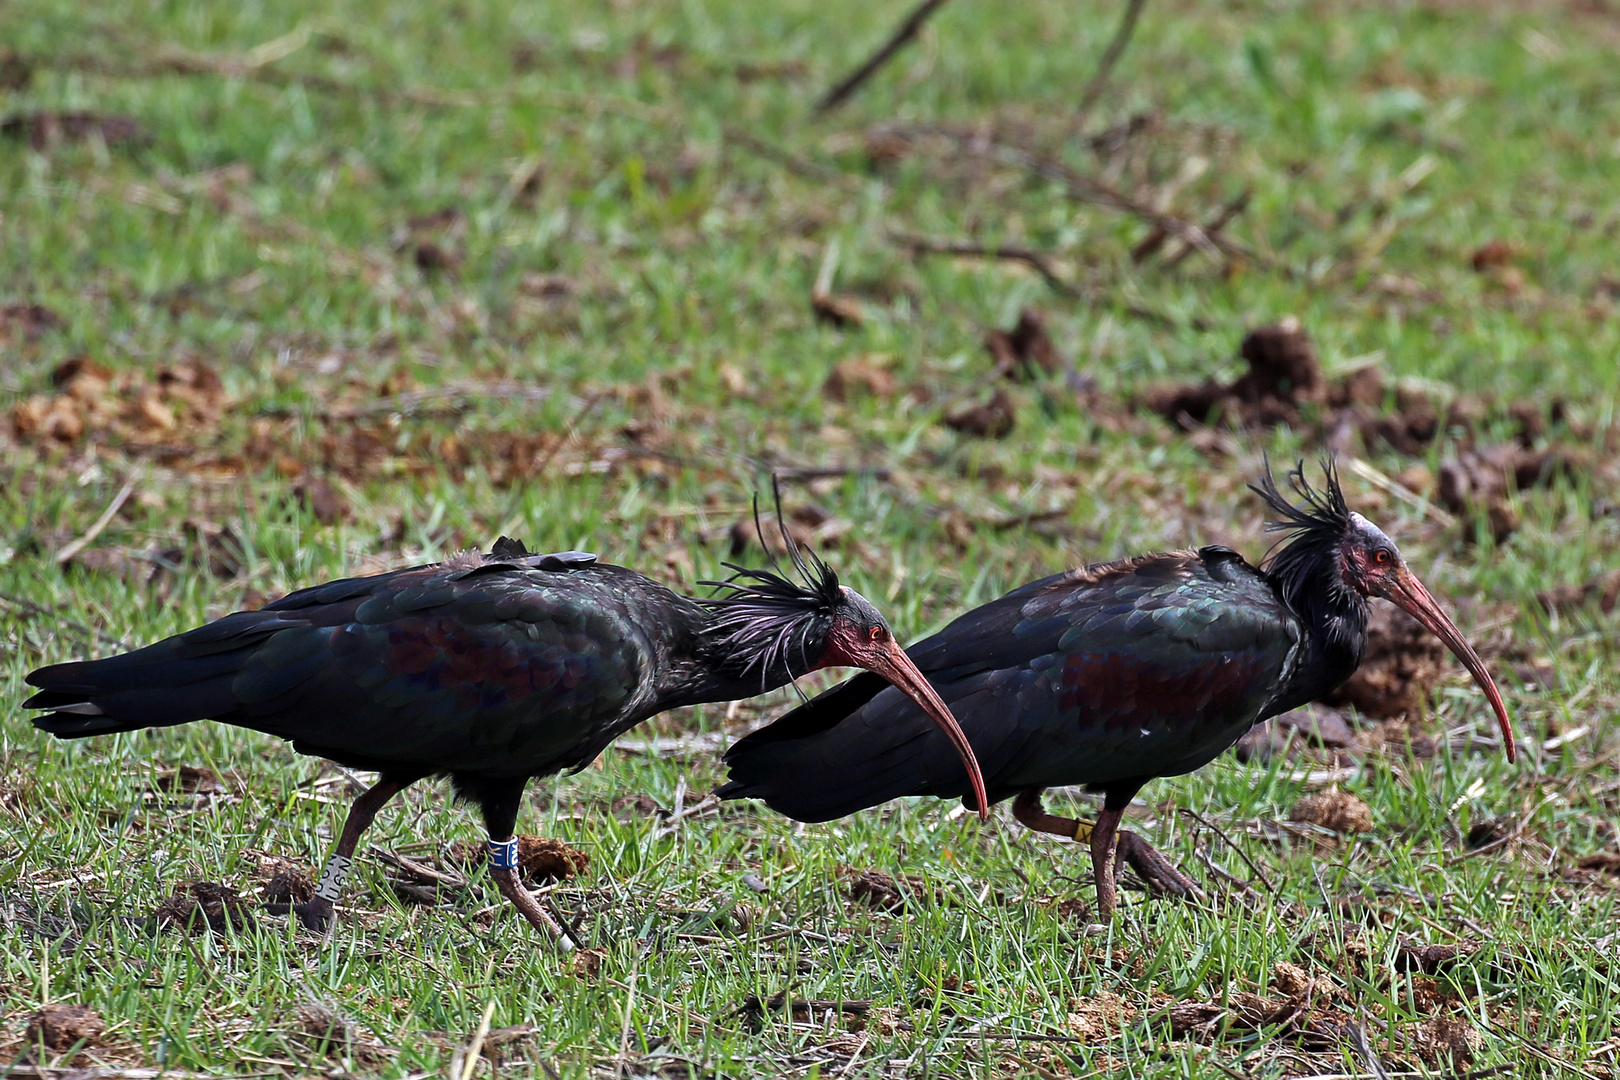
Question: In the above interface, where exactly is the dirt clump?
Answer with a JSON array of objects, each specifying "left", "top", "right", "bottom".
[
  {"left": 1168, "top": 992, "right": 1297, "bottom": 1040},
  {"left": 1321, "top": 605, "right": 1448, "bottom": 720},
  {"left": 986, "top": 308, "right": 1065, "bottom": 381},
  {"left": 811, "top": 291, "right": 864, "bottom": 328},
  {"left": 293, "top": 1002, "right": 352, "bottom": 1047},
  {"left": 448, "top": 835, "right": 588, "bottom": 883},
  {"left": 945, "top": 389, "right": 1016, "bottom": 438},
  {"left": 1411, "top": 1014, "right": 1482, "bottom": 1067},
  {"left": 824, "top": 356, "right": 897, "bottom": 401},
  {"left": 1140, "top": 318, "right": 1323, "bottom": 429},
  {"left": 839, "top": 865, "right": 942, "bottom": 910},
  {"left": 1393, "top": 938, "right": 1481, "bottom": 975},
  {"left": 293, "top": 475, "right": 349, "bottom": 525},
  {"left": 156, "top": 765, "right": 228, "bottom": 795},
  {"left": 258, "top": 857, "right": 316, "bottom": 905},
  {"left": 10, "top": 358, "right": 228, "bottom": 448},
  {"left": 155, "top": 881, "right": 255, "bottom": 934},
  {"left": 1436, "top": 443, "right": 1589, "bottom": 541},
  {"left": 0, "top": 302, "right": 63, "bottom": 344},
  {"left": 1566, "top": 851, "right": 1620, "bottom": 885},
  {"left": 1065, "top": 992, "right": 1135, "bottom": 1039},
  {"left": 1289, "top": 789, "right": 1373, "bottom": 834},
  {"left": 1470, "top": 239, "right": 1515, "bottom": 273},
  {"left": 1538, "top": 570, "right": 1620, "bottom": 616},
  {"left": 569, "top": 947, "right": 606, "bottom": 979},
  {"left": 24, "top": 1003, "right": 105, "bottom": 1055}
]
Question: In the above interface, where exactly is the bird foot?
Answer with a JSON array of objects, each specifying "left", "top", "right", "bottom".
[
  {"left": 1115, "top": 831, "right": 1203, "bottom": 900},
  {"left": 488, "top": 863, "right": 578, "bottom": 952},
  {"left": 264, "top": 897, "right": 336, "bottom": 933}
]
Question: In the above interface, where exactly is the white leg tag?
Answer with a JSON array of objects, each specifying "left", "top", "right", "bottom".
[{"left": 313, "top": 853, "right": 353, "bottom": 902}]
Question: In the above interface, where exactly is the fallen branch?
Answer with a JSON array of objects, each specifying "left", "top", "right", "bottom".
[
  {"left": 890, "top": 230, "right": 1207, "bottom": 328},
  {"left": 872, "top": 123, "right": 1281, "bottom": 275},
  {"left": 769, "top": 464, "right": 894, "bottom": 482},
  {"left": 816, "top": 0, "right": 952, "bottom": 113},
  {"left": 1075, "top": 0, "right": 1149, "bottom": 130},
  {"left": 891, "top": 233, "right": 1079, "bottom": 296},
  {"left": 1162, "top": 189, "right": 1252, "bottom": 268},
  {"left": 1180, "top": 808, "right": 1278, "bottom": 896}
]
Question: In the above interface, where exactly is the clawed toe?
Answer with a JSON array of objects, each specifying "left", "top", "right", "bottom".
[
  {"left": 1116, "top": 831, "right": 1204, "bottom": 900},
  {"left": 264, "top": 898, "right": 335, "bottom": 932}
]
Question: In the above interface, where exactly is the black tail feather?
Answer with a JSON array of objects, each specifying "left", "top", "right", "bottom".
[
  {"left": 719, "top": 679, "right": 957, "bottom": 822},
  {"left": 25, "top": 639, "right": 257, "bottom": 741}
]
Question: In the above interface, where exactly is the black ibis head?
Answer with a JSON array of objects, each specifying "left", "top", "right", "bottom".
[
  {"left": 701, "top": 551, "right": 991, "bottom": 818},
  {"left": 1255, "top": 460, "right": 1516, "bottom": 762}
]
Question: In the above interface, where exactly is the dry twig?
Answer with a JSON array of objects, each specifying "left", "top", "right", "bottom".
[
  {"left": 816, "top": 0, "right": 952, "bottom": 113},
  {"left": 1075, "top": 0, "right": 1150, "bottom": 131},
  {"left": 55, "top": 470, "right": 141, "bottom": 565}
]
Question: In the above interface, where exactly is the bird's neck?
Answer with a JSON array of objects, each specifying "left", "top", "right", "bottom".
[
  {"left": 659, "top": 614, "right": 827, "bottom": 711},
  {"left": 1265, "top": 545, "right": 1368, "bottom": 716}
]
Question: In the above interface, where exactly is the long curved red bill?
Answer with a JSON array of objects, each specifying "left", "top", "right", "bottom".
[
  {"left": 1383, "top": 567, "right": 1516, "bottom": 762},
  {"left": 860, "top": 639, "right": 992, "bottom": 820}
]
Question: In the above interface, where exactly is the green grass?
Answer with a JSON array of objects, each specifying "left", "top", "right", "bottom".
[{"left": 3, "top": 0, "right": 1620, "bottom": 1074}]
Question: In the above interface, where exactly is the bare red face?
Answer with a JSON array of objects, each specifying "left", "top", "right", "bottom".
[
  {"left": 1341, "top": 515, "right": 1516, "bottom": 762},
  {"left": 821, "top": 594, "right": 992, "bottom": 820}
]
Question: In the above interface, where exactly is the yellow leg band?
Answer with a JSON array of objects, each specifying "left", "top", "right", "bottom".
[{"left": 1073, "top": 819, "right": 1095, "bottom": 843}]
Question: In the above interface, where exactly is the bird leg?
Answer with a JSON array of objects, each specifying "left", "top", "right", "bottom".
[
  {"left": 1012, "top": 787, "right": 1200, "bottom": 919},
  {"left": 486, "top": 837, "right": 577, "bottom": 952},
  {"left": 265, "top": 774, "right": 416, "bottom": 933},
  {"left": 1089, "top": 804, "right": 1124, "bottom": 919}
]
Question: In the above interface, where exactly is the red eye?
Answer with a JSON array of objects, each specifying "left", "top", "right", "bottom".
[
  {"left": 1374, "top": 549, "right": 1391, "bottom": 564},
  {"left": 869, "top": 627, "right": 883, "bottom": 641}
]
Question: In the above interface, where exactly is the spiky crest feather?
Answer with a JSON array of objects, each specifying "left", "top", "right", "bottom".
[
  {"left": 696, "top": 478, "right": 843, "bottom": 691},
  {"left": 1250, "top": 455, "right": 1360, "bottom": 648}
]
